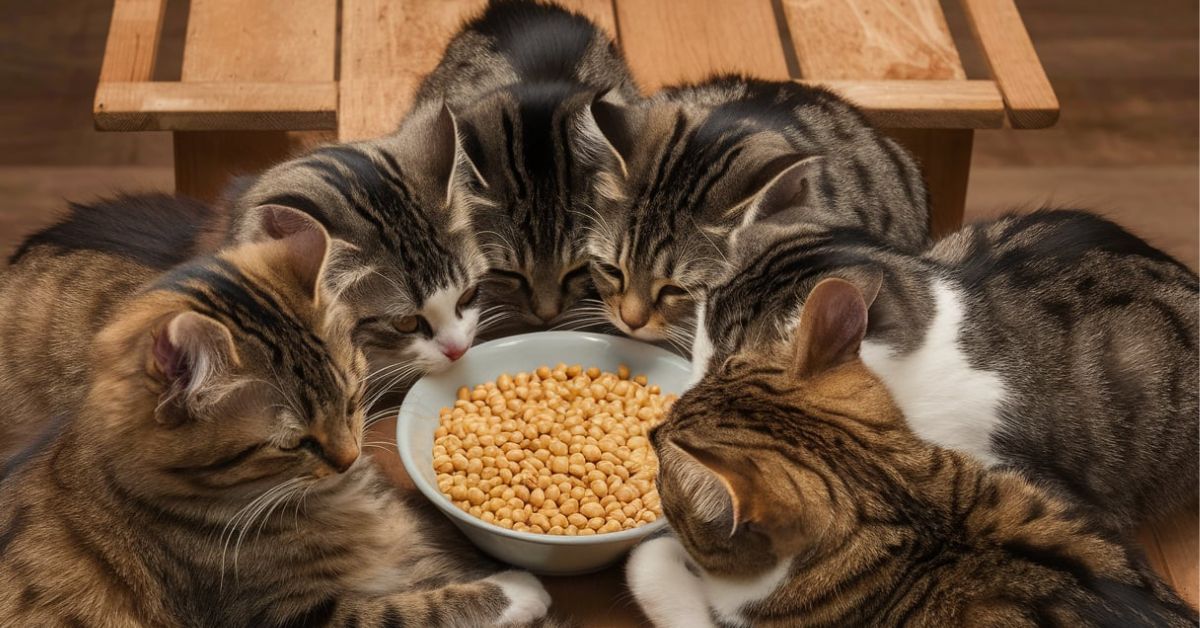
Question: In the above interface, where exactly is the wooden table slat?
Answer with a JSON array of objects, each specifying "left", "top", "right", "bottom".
[
  {"left": 615, "top": 0, "right": 790, "bottom": 91},
  {"left": 97, "top": 0, "right": 167, "bottom": 83},
  {"left": 959, "top": 0, "right": 1060, "bottom": 129},
  {"left": 781, "top": 0, "right": 965, "bottom": 80},
  {"left": 95, "top": 81, "right": 338, "bottom": 132}
]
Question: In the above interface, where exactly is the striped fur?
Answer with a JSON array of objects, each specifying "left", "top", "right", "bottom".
[
  {"left": 417, "top": 0, "right": 639, "bottom": 336},
  {"left": 696, "top": 209, "right": 1199, "bottom": 530},
  {"left": 581, "top": 76, "right": 930, "bottom": 348},
  {"left": 632, "top": 284, "right": 1196, "bottom": 626},
  {"left": 0, "top": 228, "right": 553, "bottom": 626},
  {"left": 229, "top": 101, "right": 490, "bottom": 383}
]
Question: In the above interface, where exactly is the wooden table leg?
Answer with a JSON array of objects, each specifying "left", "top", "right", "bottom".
[
  {"left": 886, "top": 128, "right": 975, "bottom": 239},
  {"left": 173, "top": 130, "right": 332, "bottom": 202}
]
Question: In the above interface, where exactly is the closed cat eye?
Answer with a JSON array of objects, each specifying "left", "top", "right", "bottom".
[
  {"left": 656, "top": 284, "right": 689, "bottom": 303},
  {"left": 488, "top": 269, "right": 530, "bottom": 293},
  {"left": 593, "top": 262, "right": 624, "bottom": 289},
  {"left": 561, "top": 264, "right": 591, "bottom": 285},
  {"left": 457, "top": 285, "right": 479, "bottom": 310}
]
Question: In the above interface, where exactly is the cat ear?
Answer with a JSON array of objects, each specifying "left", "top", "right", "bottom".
[
  {"left": 669, "top": 437, "right": 764, "bottom": 534},
  {"left": 574, "top": 91, "right": 641, "bottom": 197},
  {"left": 790, "top": 277, "right": 870, "bottom": 378},
  {"left": 151, "top": 311, "right": 238, "bottom": 425},
  {"left": 739, "top": 155, "right": 825, "bottom": 228},
  {"left": 430, "top": 102, "right": 486, "bottom": 231},
  {"left": 251, "top": 205, "right": 331, "bottom": 302}
]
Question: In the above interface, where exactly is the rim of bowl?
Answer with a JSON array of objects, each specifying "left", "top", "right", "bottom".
[{"left": 397, "top": 331, "right": 680, "bottom": 545}]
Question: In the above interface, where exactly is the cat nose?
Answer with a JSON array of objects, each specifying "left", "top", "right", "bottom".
[
  {"left": 619, "top": 298, "right": 650, "bottom": 331},
  {"left": 441, "top": 343, "right": 467, "bottom": 361},
  {"left": 325, "top": 446, "right": 359, "bottom": 474},
  {"left": 534, "top": 301, "right": 561, "bottom": 323}
]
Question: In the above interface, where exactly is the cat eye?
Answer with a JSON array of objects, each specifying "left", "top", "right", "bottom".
[
  {"left": 561, "top": 264, "right": 591, "bottom": 286},
  {"left": 656, "top": 284, "right": 689, "bottom": 303},
  {"left": 457, "top": 285, "right": 479, "bottom": 311},
  {"left": 393, "top": 316, "right": 420, "bottom": 334},
  {"left": 593, "top": 262, "right": 624, "bottom": 289},
  {"left": 488, "top": 269, "right": 531, "bottom": 293}
]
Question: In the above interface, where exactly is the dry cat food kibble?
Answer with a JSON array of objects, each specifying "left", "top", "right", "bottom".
[{"left": 433, "top": 364, "right": 676, "bottom": 535}]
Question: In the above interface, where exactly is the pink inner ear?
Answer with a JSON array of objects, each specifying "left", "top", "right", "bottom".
[
  {"left": 262, "top": 205, "right": 316, "bottom": 240},
  {"left": 153, "top": 329, "right": 191, "bottom": 388}
]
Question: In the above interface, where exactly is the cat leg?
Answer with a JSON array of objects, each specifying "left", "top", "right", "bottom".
[
  {"left": 627, "top": 535, "right": 716, "bottom": 628},
  {"left": 329, "top": 570, "right": 551, "bottom": 627}
]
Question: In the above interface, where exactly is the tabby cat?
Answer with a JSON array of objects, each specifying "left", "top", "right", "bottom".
[
  {"left": 0, "top": 210, "right": 552, "bottom": 626},
  {"left": 578, "top": 75, "right": 929, "bottom": 349},
  {"left": 229, "top": 99, "right": 489, "bottom": 387},
  {"left": 692, "top": 209, "right": 1199, "bottom": 530},
  {"left": 0, "top": 194, "right": 228, "bottom": 463},
  {"left": 629, "top": 278, "right": 1197, "bottom": 627},
  {"left": 415, "top": 0, "right": 639, "bottom": 336}
]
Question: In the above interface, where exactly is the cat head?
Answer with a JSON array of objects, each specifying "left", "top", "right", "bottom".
[
  {"left": 89, "top": 208, "right": 369, "bottom": 494},
  {"left": 454, "top": 84, "right": 609, "bottom": 333},
  {"left": 573, "top": 90, "right": 825, "bottom": 345},
  {"left": 231, "top": 101, "right": 489, "bottom": 381},
  {"left": 651, "top": 278, "right": 907, "bottom": 575},
  {"left": 691, "top": 223, "right": 886, "bottom": 386}
]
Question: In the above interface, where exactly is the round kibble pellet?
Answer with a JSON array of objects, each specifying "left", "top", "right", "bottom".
[{"left": 434, "top": 365, "right": 675, "bottom": 536}]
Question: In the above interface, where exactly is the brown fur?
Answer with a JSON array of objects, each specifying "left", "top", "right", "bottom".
[
  {"left": 0, "top": 210, "right": 552, "bottom": 626},
  {"left": 641, "top": 278, "right": 1197, "bottom": 627}
]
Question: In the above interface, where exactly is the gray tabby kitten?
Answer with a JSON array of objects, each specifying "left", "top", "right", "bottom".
[
  {"left": 230, "top": 100, "right": 488, "bottom": 387},
  {"left": 415, "top": 0, "right": 639, "bottom": 336},
  {"left": 693, "top": 208, "right": 1199, "bottom": 530},
  {"left": 578, "top": 75, "right": 930, "bottom": 349}
]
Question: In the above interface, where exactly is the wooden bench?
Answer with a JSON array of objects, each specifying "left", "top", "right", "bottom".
[{"left": 93, "top": 1, "right": 1064, "bottom": 624}]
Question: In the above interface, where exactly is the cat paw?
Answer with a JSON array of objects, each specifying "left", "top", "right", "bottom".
[{"left": 486, "top": 570, "right": 552, "bottom": 626}]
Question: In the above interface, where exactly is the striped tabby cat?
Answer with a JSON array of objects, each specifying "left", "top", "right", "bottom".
[
  {"left": 578, "top": 76, "right": 929, "bottom": 348},
  {"left": 629, "top": 278, "right": 1197, "bottom": 627},
  {"left": 416, "top": 0, "right": 639, "bottom": 335},
  {"left": 0, "top": 195, "right": 228, "bottom": 463},
  {"left": 230, "top": 100, "right": 489, "bottom": 384},
  {"left": 693, "top": 209, "right": 1199, "bottom": 530},
  {"left": 0, "top": 210, "right": 552, "bottom": 626}
]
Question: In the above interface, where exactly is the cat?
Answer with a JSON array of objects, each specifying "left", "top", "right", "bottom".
[
  {"left": 0, "top": 194, "right": 229, "bottom": 464},
  {"left": 415, "top": 0, "right": 640, "bottom": 336},
  {"left": 0, "top": 209, "right": 553, "bottom": 627},
  {"left": 575, "top": 75, "right": 930, "bottom": 351},
  {"left": 228, "top": 99, "right": 491, "bottom": 391},
  {"left": 692, "top": 208, "right": 1199, "bottom": 531},
  {"left": 629, "top": 277, "right": 1198, "bottom": 627}
]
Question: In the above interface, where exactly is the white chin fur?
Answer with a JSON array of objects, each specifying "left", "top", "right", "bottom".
[{"left": 413, "top": 285, "right": 479, "bottom": 372}]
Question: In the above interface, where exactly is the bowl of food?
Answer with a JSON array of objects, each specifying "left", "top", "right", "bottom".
[{"left": 397, "top": 331, "right": 689, "bottom": 575}]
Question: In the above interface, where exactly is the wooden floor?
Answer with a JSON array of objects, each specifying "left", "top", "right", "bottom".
[{"left": 0, "top": 0, "right": 1195, "bottom": 617}]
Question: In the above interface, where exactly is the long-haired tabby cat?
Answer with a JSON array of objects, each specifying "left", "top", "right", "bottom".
[
  {"left": 577, "top": 75, "right": 929, "bottom": 349},
  {"left": 415, "top": 0, "right": 639, "bottom": 336},
  {"left": 628, "top": 278, "right": 1197, "bottom": 627},
  {"left": 229, "top": 99, "right": 490, "bottom": 388},
  {"left": 0, "top": 211, "right": 552, "bottom": 627},
  {"left": 693, "top": 208, "right": 1199, "bottom": 530}
]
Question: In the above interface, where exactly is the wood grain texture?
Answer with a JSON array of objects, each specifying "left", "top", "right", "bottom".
[
  {"left": 338, "top": 0, "right": 617, "bottom": 142},
  {"left": 806, "top": 79, "right": 1003, "bottom": 128},
  {"left": 959, "top": 0, "right": 1060, "bottom": 128},
  {"left": 782, "top": 0, "right": 965, "bottom": 80},
  {"left": 614, "top": 0, "right": 790, "bottom": 90},
  {"left": 95, "top": 81, "right": 337, "bottom": 131},
  {"left": 174, "top": 0, "right": 337, "bottom": 199},
  {"left": 96, "top": 0, "right": 166, "bottom": 83},
  {"left": 888, "top": 128, "right": 974, "bottom": 237}
]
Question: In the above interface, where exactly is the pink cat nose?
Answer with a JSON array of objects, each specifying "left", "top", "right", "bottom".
[{"left": 441, "top": 344, "right": 467, "bottom": 361}]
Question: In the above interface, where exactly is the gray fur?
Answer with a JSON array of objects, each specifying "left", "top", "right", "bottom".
[
  {"left": 700, "top": 209, "right": 1199, "bottom": 530},
  {"left": 580, "top": 75, "right": 931, "bottom": 346},
  {"left": 416, "top": 0, "right": 639, "bottom": 336}
]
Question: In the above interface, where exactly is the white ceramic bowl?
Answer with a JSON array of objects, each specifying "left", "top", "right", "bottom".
[{"left": 397, "top": 331, "right": 690, "bottom": 575}]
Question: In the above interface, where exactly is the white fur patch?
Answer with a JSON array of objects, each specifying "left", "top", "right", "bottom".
[
  {"left": 485, "top": 570, "right": 551, "bottom": 626},
  {"left": 688, "top": 302, "right": 713, "bottom": 389},
  {"left": 700, "top": 556, "right": 794, "bottom": 627},
  {"left": 860, "top": 278, "right": 1006, "bottom": 465},
  {"left": 627, "top": 536, "right": 718, "bottom": 628},
  {"left": 412, "top": 284, "right": 478, "bottom": 372}
]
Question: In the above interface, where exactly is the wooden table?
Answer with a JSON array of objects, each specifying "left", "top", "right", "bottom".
[{"left": 95, "top": 1, "right": 1197, "bottom": 625}]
